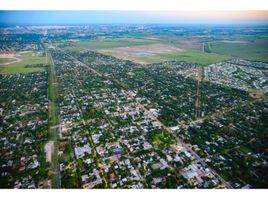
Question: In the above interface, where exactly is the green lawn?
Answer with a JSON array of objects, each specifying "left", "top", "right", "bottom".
[
  {"left": 210, "top": 40, "right": 268, "bottom": 62},
  {"left": 63, "top": 37, "right": 159, "bottom": 51},
  {"left": 0, "top": 52, "right": 47, "bottom": 74},
  {"left": 157, "top": 50, "right": 232, "bottom": 65},
  {"left": 0, "top": 57, "right": 17, "bottom": 64}
]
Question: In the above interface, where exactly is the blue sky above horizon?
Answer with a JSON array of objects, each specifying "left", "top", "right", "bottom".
[{"left": 0, "top": 11, "right": 268, "bottom": 25}]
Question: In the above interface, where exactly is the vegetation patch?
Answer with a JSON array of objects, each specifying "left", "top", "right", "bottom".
[
  {"left": 210, "top": 40, "right": 268, "bottom": 62},
  {"left": 204, "top": 42, "right": 212, "bottom": 53},
  {"left": 61, "top": 37, "right": 159, "bottom": 51},
  {"left": 146, "top": 129, "right": 176, "bottom": 148},
  {"left": 0, "top": 57, "right": 17, "bottom": 64},
  {"left": 157, "top": 50, "right": 231, "bottom": 65},
  {"left": 0, "top": 52, "right": 48, "bottom": 74}
]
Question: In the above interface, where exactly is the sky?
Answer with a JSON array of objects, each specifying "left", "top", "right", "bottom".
[{"left": 0, "top": 11, "right": 268, "bottom": 25}]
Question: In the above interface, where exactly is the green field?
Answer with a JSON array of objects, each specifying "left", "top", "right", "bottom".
[
  {"left": 210, "top": 40, "right": 268, "bottom": 62},
  {"left": 0, "top": 57, "right": 17, "bottom": 64},
  {"left": 157, "top": 50, "right": 232, "bottom": 65},
  {"left": 204, "top": 42, "right": 212, "bottom": 53},
  {"left": 60, "top": 37, "right": 252, "bottom": 65},
  {"left": 63, "top": 37, "right": 159, "bottom": 51},
  {"left": 99, "top": 48, "right": 231, "bottom": 65},
  {"left": 0, "top": 52, "right": 47, "bottom": 74}
]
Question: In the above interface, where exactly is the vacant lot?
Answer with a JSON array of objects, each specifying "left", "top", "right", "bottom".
[{"left": 0, "top": 52, "right": 47, "bottom": 74}]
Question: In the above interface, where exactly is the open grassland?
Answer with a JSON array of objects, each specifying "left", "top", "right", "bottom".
[
  {"left": 0, "top": 52, "right": 47, "bottom": 74},
  {"left": 61, "top": 37, "right": 232, "bottom": 65},
  {"left": 99, "top": 43, "right": 183, "bottom": 64},
  {"left": 99, "top": 43, "right": 231, "bottom": 65},
  {"left": 0, "top": 57, "right": 17, "bottom": 64},
  {"left": 157, "top": 50, "right": 232, "bottom": 65},
  {"left": 169, "top": 37, "right": 204, "bottom": 50},
  {"left": 100, "top": 48, "right": 231, "bottom": 65},
  {"left": 72, "top": 37, "right": 231, "bottom": 65},
  {"left": 63, "top": 37, "right": 159, "bottom": 51},
  {"left": 210, "top": 40, "right": 268, "bottom": 62}
]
